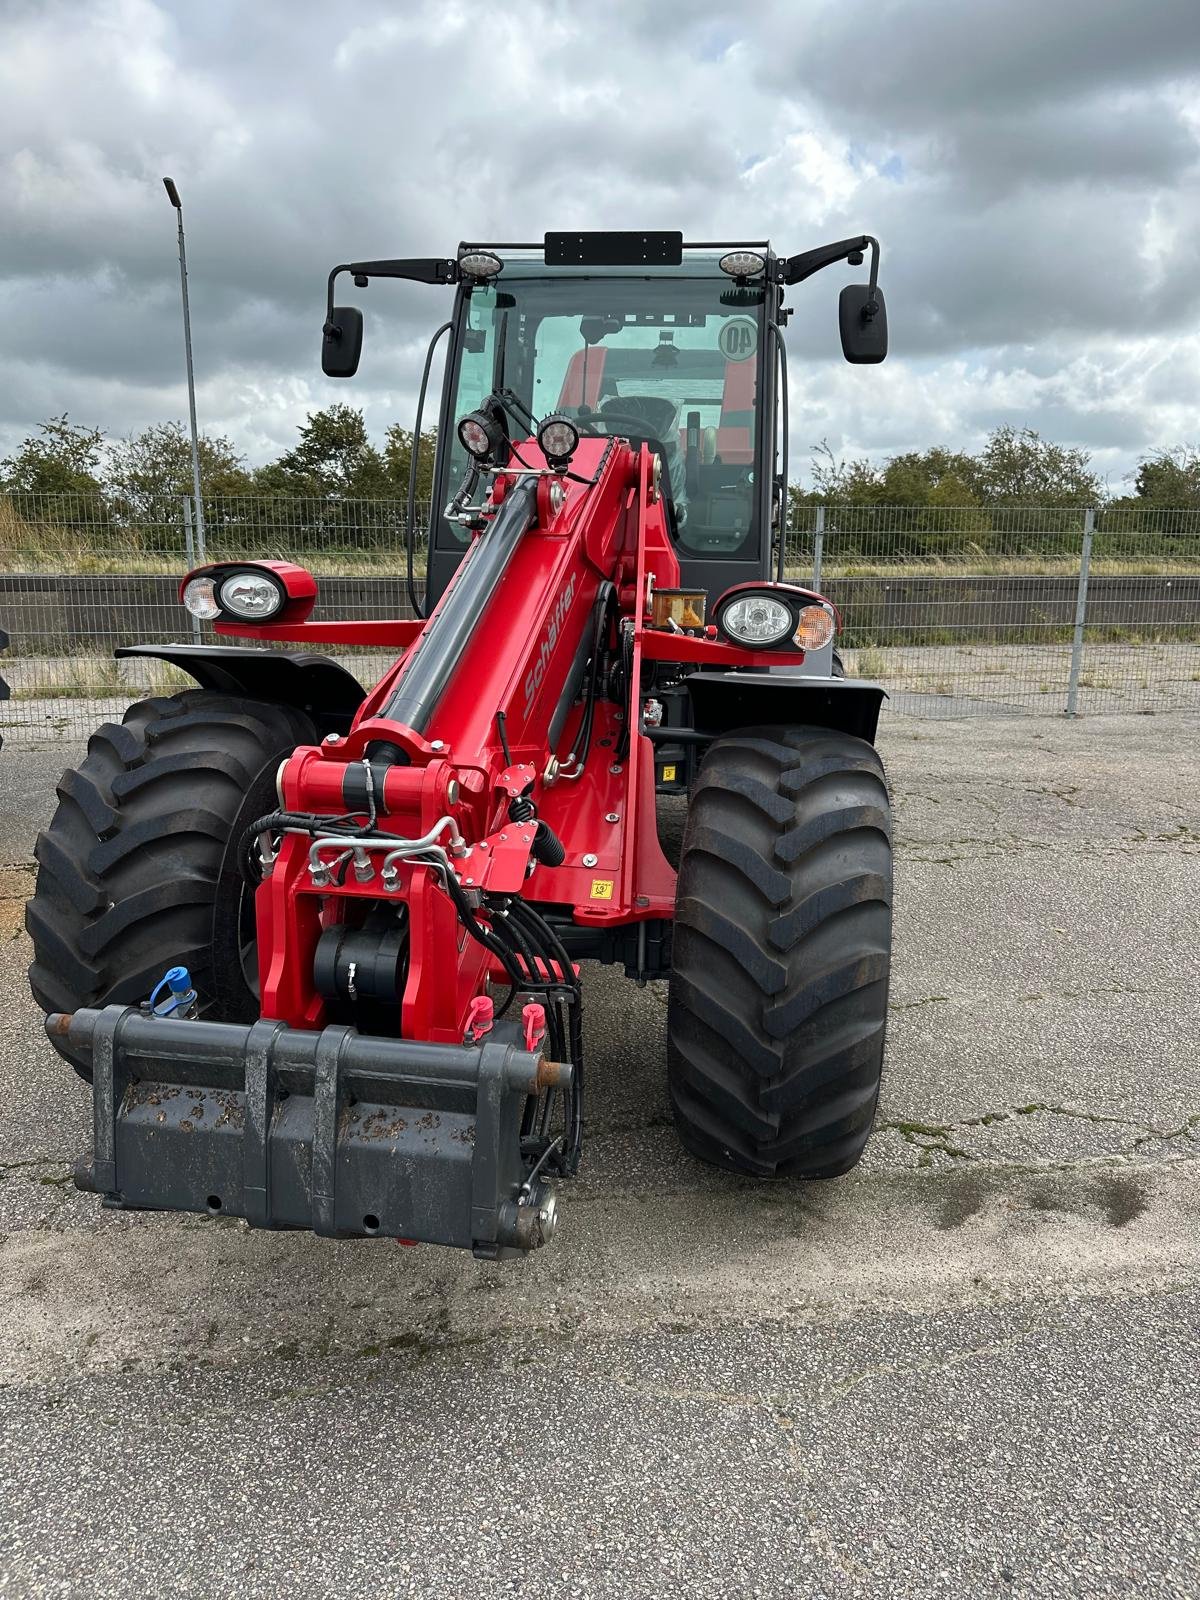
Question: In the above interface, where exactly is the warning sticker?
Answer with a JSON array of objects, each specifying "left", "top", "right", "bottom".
[
  {"left": 589, "top": 879, "right": 614, "bottom": 900},
  {"left": 661, "top": 764, "right": 677, "bottom": 782}
]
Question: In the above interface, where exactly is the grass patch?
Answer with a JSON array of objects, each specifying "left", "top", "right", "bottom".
[
  {"left": 11, "top": 657, "right": 191, "bottom": 700},
  {"left": 849, "top": 647, "right": 889, "bottom": 678}
]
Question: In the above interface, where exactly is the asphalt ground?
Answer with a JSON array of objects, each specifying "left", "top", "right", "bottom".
[{"left": 1, "top": 711, "right": 1198, "bottom": 1598}]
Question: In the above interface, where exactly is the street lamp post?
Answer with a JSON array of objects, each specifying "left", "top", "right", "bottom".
[{"left": 162, "top": 177, "right": 207, "bottom": 561}]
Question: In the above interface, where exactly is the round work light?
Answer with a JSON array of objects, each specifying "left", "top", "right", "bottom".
[
  {"left": 457, "top": 408, "right": 505, "bottom": 461},
  {"left": 536, "top": 413, "right": 580, "bottom": 468}
]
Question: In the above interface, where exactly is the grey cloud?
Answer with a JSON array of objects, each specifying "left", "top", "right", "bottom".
[
  {"left": 1, "top": 0, "right": 1198, "bottom": 479},
  {"left": 755, "top": 0, "right": 1200, "bottom": 127}
]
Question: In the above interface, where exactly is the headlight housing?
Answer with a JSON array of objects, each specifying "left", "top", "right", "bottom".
[
  {"left": 718, "top": 250, "right": 766, "bottom": 280},
  {"left": 458, "top": 250, "right": 503, "bottom": 280},
  {"left": 179, "top": 561, "right": 317, "bottom": 626},
  {"left": 712, "top": 585, "right": 840, "bottom": 655}
]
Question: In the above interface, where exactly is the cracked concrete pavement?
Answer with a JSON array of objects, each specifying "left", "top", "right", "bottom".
[{"left": 1, "top": 711, "right": 1198, "bottom": 1598}]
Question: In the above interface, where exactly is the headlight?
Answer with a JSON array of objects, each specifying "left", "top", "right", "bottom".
[
  {"left": 536, "top": 413, "right": 579, "bottom": 467},
  {"left": 218, "top": 571, "right": 284, "bottom": 620},
  {"left": 720, "top": 593, "right": 793, "bottom": 646},
  {"left": 793, "top": 604, "right": 836, "bottom": 651},
  {"left": 182, "top": 576, "right": 220, "bottom": 620}
]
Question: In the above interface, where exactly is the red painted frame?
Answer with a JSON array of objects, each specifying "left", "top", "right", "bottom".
[{"left": 199, "top": 438, "right": 825, "bottom": 1043}]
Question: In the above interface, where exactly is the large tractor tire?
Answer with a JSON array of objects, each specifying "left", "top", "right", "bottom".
[
  {"left": 667, "top": 725, "right": 892, "bottom": 1178},
  {"left": 27, "top": 690, "right": 316, "bottom": 1076}
]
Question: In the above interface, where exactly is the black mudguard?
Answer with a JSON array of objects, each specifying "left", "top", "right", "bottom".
[
  {"left": 686, "top": 670, "right": 886, "bottom": 744},
  {"left": 116, "top": 643, "right": 367, "bottom": 736}
]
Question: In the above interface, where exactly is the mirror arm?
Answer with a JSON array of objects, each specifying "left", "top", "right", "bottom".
[
  {"left": 324, "top": 264, "right": 352, "bottom": 330},
  {"left": 781, "top": 235, "right": 880, "bottom": 294},
  {"left": 325, "top": 259, "right": 461, "bottom": 326},
  {"left": 863, "top": 237, "right": 881, "bottom": 318},
  {"left": 348, "top": 258, "right": 460, "bottom": 285}
]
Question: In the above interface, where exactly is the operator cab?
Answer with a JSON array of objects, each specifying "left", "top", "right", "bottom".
[
  {"left": 318, "top": 231, "right": 887, "bottom": 610},
  {"left": 430, "top": 254, "right": 774, "bottom": 604}
]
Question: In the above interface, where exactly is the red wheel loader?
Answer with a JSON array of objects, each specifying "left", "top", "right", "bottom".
[{"left": 28, "top": 231, "right": 892, "bottom": 1257}]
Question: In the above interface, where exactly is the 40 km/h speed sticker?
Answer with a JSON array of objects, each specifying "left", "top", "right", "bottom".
[{"left": 718, "top": 318, "right": 757, "bottom": 361}]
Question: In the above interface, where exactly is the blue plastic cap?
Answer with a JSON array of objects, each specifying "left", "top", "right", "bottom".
[{"left": 165, "top": 965, "right": 192, "bottom": 995}]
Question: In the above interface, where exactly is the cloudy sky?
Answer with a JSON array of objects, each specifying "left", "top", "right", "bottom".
[{"left": 1, "top": 0, "right": 1198, "bottom": 490}]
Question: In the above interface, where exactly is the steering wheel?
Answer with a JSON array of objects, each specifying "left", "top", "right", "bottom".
[{"left": 576, "top": 410, "right": 669, "bottom": 445}]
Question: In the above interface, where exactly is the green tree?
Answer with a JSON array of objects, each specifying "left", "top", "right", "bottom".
[
  {"left": 105, "top": 421, "right": 254, "bottom": 521},
  {"left": 1125, "top": 446, "right": 1200, "bottom": 508},
  {"left": 877, "top": 447, "right": 981, "bottom": 507},
  {"left": 972, "top": 425, "right": 1101, "bottom": 505},
  {"left": 256, "top": 405, "right": 390, "bottom": 498},
  {"left": 799, "top": 440, "right": 886, "bottom": 504},
  {"left": 383, "top": 425, "right": 439, "bottom": 504},
  {"left": 1105, "top": 446, "right": 1200, "bottom": 545},
  {"left": 0, "top": 414, "right": 107, "bottom": 503}
]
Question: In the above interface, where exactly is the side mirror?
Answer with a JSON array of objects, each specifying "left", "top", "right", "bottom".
[
  {"left": 839, "top": 284, "right": 888, "bottom": 364},
  {"left": 322, "top": 306, "right": 363, "bottom": 378}
]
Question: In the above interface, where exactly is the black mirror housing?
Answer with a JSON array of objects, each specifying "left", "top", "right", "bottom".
[
  {"left": 839, "top": 284, "right": 888, "bottom": 364},
  {"left": 322, "top": 306, "right": 364, "bottom": 378}
]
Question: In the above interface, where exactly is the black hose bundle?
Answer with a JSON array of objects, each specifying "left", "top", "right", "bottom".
[{"left": 486, "top": 893, "right": 584, "bottom": 1174}]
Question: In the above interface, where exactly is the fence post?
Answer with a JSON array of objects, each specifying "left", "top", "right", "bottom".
[
  {"left": 181, "top": 494, "right": 195, "bottom": 567},
  {"left": 181, "top": 495, "right": 202, "bottom": 643},
  {"left": 1065, "top": 506, "right": 1094, "bottom": 717},
  {"left": 813, "top": 505, "right": 825, "bottom": 592}
]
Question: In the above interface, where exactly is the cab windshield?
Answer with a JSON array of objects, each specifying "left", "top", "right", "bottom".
[{"left": 439, "top": 260, "right": 765, "bottom": 558}]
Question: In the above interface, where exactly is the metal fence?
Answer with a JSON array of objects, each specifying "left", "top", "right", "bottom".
[
  {"left": 1, "top": 493, "right": 1197, "bottom": 744},
  {"left": 785, "top": 502, "right": 1200, "bottom": 717}
]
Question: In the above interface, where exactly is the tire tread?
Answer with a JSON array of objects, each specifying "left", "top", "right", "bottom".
[{"left": 668, "top": 723, "right": 893, "bottom": 1178}]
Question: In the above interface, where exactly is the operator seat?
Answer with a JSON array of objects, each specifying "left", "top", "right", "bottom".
[{"left": 597, "top": 395, "right": 686, "bottom": 509}]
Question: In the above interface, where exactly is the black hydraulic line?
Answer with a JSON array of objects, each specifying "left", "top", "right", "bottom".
[
  {"left": 643, "top": 726, "right": 710, "bottom": 746},
  {"left": 493, "top": 900, "right": 573, "bottom": 1151},
  {"left": 506, "top": 897, "right": 583, "bottom": 1164},
  {"left": 556, "top": 581, "right": 614, "bottom": 776},
  {"left": 614, "top": 625, "right": 635, "bottom": 761},
  {"left": 495, "top": 710, "right": 513, "bottom": 765},
  {"left": 507, "top": 898, "right": 578, "bottom": 992},
  {"left": 376, "top": 476, "right": 538, "bottom": 734},
  {"left": 406, "top": 320, "right": 452, "bottom": 620}
]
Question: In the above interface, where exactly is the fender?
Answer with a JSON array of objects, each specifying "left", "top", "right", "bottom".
[
  {"left": 685, "top": 669, "right": 886, "bottom": 745},
  {"left": 115, "top": 643, "right": 367, "bottom": 735}
]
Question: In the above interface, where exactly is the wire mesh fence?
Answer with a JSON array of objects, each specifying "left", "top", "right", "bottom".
[
  {"left": 1, "top": 493, "right": 1197, "bottom": 744},
  {"left": 784, "top": 504, "right": 1200, "bottom": 716}
]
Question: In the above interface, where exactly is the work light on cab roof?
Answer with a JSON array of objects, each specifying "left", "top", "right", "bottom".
[{"left": 718, "top": 249, "right": 766, "bottom": 280}]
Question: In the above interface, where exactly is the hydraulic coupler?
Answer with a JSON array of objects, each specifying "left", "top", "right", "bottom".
[{"left": 51, "top": 1006, "right": 569, "bottom": 1258}]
